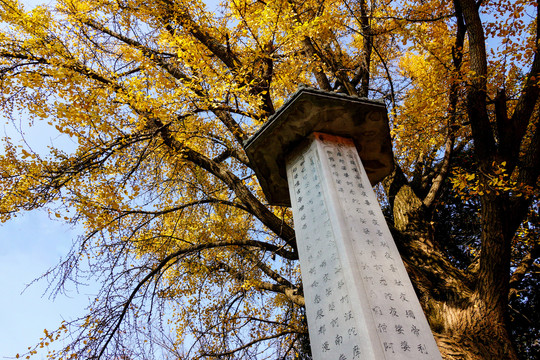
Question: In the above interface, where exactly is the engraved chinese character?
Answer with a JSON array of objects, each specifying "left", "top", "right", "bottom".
[
  {"left": 322, "top": 341, "right": 330, "bottom": 352},
  {"left": 406, "top": 310, "right": 416, "bottom": 319},
  {"left": 368, "top": 210, "right": 375, "bottom": 216},
  {"left": 395, "top": 325, "right": 404, "bottom": 334},
  {"left": 314, "top": 294, "right": 321, "bottom": 304},
  {"left": 365, "top": 200, "right": 371, "bottom": 206},
  {"left": 401, "top": 341, "right": 411, "bottom": 352},
  {"left": 380, "top": 277, "right": 388, "bottom": 286},
  {"left": 318, "top": 325, "right": 326, "bottom": 334},
  {"left": 383, "top": 342, "right": 395, "bottom": 353},
  {"left": 390, "top": 307, "right": 399, "bottom": 317},
  {"left": 376, "top": 230, "right": 383, "bottom": 236},
  {"left": 311, "top": 281, "right": 319, "bottom": 288},
  {"left": 400, "top": 293, "right": 409, "bottom": 302},
  {"left": 390, "top": 264, "right": 397, "bottom": 272},
  {"left": 323, "top": 273, "right": 330, "bottom": 282},
  {"left": 339, "top": 354, "right": 347, "bottom": 360},
  {"left": 385, "top": 293, "right": 394, "bottom": 301},
  {"left": 335, "top": 335, "right": 343, "bottom": 345},
  {"left": 328, "top": 302, "right": 335, "bottom": 312},
  {"left": 366, "top": 239, "right": 374, "bottom": 246},
  {"left": 363, "top": 276, "right": 373, "bottom": 284},
  {"left": 374, "top": 264, "right": 383, "bottom": 272},
  {"left": 378, "top": 323, "right": 388, "bottom": 333},
  {"left": 372, "top": 306, "right": 383, "bottom": 315},
  {"left": 353, "top": 345, "right": 361, "bottom": 358},
  {"left": 320, "top": 260, "right": 327, "bottom": 268},
  {"left": 380, "top": 241, "right": 389, "bottom": 248},
  {"left": 338, "top": 279, "right": 345, "bottom": 289},
  {"left": 411, "top": 325, "right": 420, "bottom": 336},
  {"left": 395, "top": 280, "right": 404, "bottom": 286},
  {"left": 417, "top": 344, "right": 428, "bottom": 354},
  {"left": 385, "top": 252, "right": 393, "bottom": 260},
  {"left": 371, "top": 250, "right": 377, "bottom": 259},
  {"left": 340, "top": 295, "right": 349, "bottom": 303},
  {"left": 331, "top": 317, "right": 339, "bottom": 327},
  {"left": 326, "top": 287, "right": 332, "bottom": 296},
  {"left": 348, "top": 327, "right": 358, "bottom": 337},
  {"left": 316, "top": 309, "right": 324, "bottom": 319},
  {"left": 363, "top": 228, "right": 370, "bottom": 234},
  {"left": 344, "top": 311, "right": 353, "bottom": 321}
]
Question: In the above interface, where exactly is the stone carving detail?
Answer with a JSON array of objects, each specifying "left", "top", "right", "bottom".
[{"left": 287, "top": 135, "right": 441, "bottom": 359}]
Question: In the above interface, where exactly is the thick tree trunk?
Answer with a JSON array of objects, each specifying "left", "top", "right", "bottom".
[{"left": 383, "top": 166, "right": 519, "bottom": 360}]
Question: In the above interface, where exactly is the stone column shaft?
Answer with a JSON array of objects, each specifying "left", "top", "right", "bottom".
[{"left": 286, "top": 133, "right": 441, "bottom": 360}]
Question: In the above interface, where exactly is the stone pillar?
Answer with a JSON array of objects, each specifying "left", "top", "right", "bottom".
[
  {"left": 244, "top": 87, "right": 442, "bottom": 359},
  {"left": 286, "top": 133, "right": 441, "bottom": 360}
]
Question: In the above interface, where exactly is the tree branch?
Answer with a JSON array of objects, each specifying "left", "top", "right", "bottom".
[
  {"left": 509, "top": 240, "right": 540, "bottom": 301},
  {"left": 145, "top": 115, "right": 297, "bottom": 252},
  {"left": 93, "top": 238, "right": 296, "bottom": 359},
  {"left": 198, "top": 330, "right": 296, "bottom": 359}
]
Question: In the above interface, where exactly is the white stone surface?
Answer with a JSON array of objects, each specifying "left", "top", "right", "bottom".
[{"left": 287, "top": 134, "right": 441, "bottom": 359}]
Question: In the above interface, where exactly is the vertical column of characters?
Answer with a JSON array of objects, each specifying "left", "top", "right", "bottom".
[
  {"left": 287, "top": 142, "right": 363, "bottom": 360},
  {"left": 319, "top": 136, "right": 441, "bottom": 359},
  {"left": 313, "top": 135, "right": 384, "bottom": 359}
]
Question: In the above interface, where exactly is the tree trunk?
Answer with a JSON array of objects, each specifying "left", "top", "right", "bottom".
[{"left": 383, "top": 166, "right": 519, "bottom": 359}]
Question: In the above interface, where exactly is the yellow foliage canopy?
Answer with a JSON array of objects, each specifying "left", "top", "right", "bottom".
[{"left": 0, "top": 0, "right": 538, "bottom": 358}]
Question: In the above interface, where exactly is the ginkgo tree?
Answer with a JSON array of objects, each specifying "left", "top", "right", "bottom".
[{"left": 0, "top": 0, "right": 538, "bottom": 359}]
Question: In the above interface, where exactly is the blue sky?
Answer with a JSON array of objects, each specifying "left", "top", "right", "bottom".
[{"left": 0, "top": 211, "right": 91, "bottom": 359}]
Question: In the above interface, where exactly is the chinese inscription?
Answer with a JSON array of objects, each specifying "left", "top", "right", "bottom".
[{"left": 287, "top": 135, "right": 441, "bottom": 359}]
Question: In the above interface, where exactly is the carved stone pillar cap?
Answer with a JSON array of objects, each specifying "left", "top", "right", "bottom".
[{"left": 244, "top": 87, "right": 394, "bottom": 206}]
